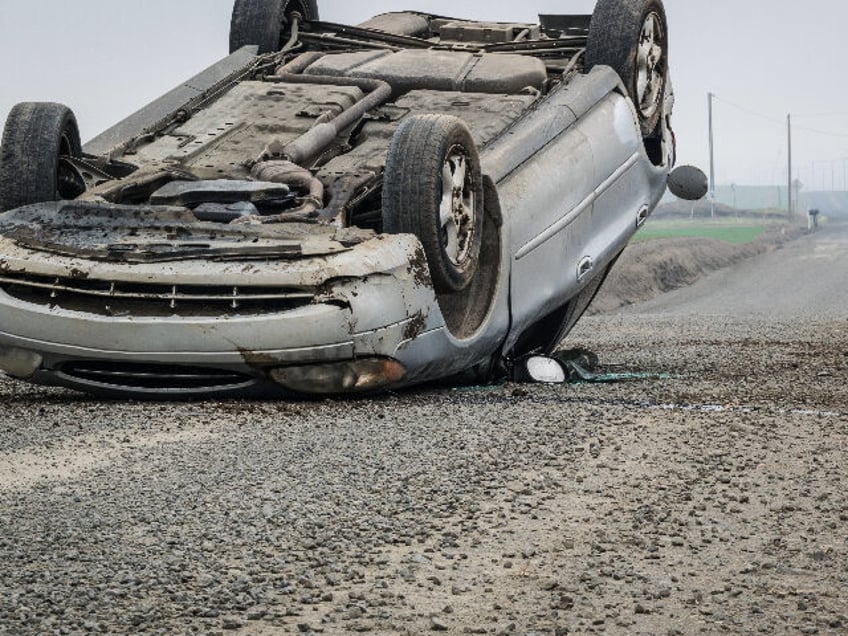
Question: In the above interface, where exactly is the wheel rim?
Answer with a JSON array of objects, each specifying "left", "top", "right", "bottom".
[
  {"left": 635, "top": 12, "right": 665, "bottom": 121},
  {"left": 438, "top": 146, "right": 476, "bottom": 267}
]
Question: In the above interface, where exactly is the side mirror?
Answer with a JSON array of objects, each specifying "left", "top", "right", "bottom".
[
  {"left": 513, "top": 356, "right": 567, "bottom": 383},
  {"left": 668, "top": 165, "right": 709, "bottom": 201}
]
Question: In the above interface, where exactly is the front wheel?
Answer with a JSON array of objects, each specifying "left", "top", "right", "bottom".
[
  {"left": 229, "top": 0, "right": 320, "bottom": 54},
  {"left": 382, "top": 115, "right": 484, "bottom": 294},
  {"left": 586, "top": 0, "right": 668, "bottom": 137},
  {"left": 0, "top": 102, "right": 84, "bottom": 212}
]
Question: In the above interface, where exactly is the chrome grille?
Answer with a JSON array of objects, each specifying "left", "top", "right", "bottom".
[
  {"left": 0, "top": 272, "right": 315, "bottom": 316},
  {"left": 60, "top": 362, "right": 255, "bottom": 392}
]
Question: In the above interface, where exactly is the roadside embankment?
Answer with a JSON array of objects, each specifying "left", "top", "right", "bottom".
[{"left": 591, "top": 224, "right": 805, "bottom": 313}]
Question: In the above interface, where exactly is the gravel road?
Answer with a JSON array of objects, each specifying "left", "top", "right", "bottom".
[{"left": 1, "top": 224, "right": 846, "bottom": 635}]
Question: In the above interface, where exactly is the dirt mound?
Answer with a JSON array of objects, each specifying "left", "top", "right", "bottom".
[{"left": 591, "top": 225, "right": 804, "bottom": 313}]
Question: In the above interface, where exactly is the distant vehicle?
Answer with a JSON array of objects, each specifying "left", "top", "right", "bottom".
[{"left": 0, "top": 0, "right": 704, "bottom": 397}]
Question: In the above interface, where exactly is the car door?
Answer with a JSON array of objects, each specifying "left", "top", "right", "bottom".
[{"left": 499, "top": 90, "right": 645, "bottom": 353}]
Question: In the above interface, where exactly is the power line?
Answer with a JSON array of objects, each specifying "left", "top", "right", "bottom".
[
  {"left": 712, "top": 95, "right": 848, "bottom": 138},
  {"left": 793, "top": 111, "right": 848, "bottom": 118},
  {"left": 792, "top": 123, "right": 848, "bottom": 138},
  {"left": 712, "top": 95, "right": 784, "bottom": 126}
]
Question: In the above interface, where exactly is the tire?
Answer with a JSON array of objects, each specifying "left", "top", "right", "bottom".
[
  {"left": 229, "top": 0, "right": 320, "bottom": 54},
  {"left": 586, "top": 0, "right": 668, "bottom": 137},
  {"left": 383, "top": 115, "right": 484, "bottom": 294},
  {"left": 0, "top": 102, "right": 83, "bottom": 213}
]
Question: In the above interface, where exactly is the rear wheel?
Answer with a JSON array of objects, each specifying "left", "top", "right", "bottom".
[
  {"left": 382, "top": 115, "right": 484, "bottom": 294},
  {"left": 586, "top": 0, "right": 668, "bottom": 137},
  {"left": 0, "top": 102, "right": 84, "bottom": 212},
  {"left": 229, "top": 0, "right": 320, "bottom": 54}
]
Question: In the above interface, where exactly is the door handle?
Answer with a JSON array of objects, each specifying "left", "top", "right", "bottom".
[
  {"left": 577, "top": 256, "right": 594, "bottom": 281},
  {"left": 637, "top": 206, "right": 650, "bottom": 227}
]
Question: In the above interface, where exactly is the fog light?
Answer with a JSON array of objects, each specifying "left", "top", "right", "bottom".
[
  {"left": 0, "top": 346, "right": 43, "bottom": 379},
  {"left": 270, "top": 358, "right": 407, "bottom": 395}
]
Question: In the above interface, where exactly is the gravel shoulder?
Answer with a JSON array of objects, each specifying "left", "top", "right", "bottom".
[{"left": 0, "top": 226, "right": 846, "bottom": 636}]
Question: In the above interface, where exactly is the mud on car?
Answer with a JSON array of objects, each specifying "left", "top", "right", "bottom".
[{"left": 0, "top": 0, "right": 705, "bottom": 397}]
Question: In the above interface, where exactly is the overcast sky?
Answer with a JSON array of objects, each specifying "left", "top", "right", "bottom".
[{"left": 1, "top": 0, "right": 847, "bottom": 189}]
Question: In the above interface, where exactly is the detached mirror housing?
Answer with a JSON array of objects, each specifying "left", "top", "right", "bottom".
[
  {"left": 514, "top": 355, "right": 567, "bottom": 384},
  {"left": 668, "top": 165, "right": 709, "bottom": 201}
]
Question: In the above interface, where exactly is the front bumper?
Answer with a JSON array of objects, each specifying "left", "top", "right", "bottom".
[{"left": 0, "top": 234, "right": 441, "bottom": 397}]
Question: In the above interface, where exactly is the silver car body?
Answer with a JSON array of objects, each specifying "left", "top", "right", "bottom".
[{"left": 0, "top": 11, "right": 676, "bottom": 397}]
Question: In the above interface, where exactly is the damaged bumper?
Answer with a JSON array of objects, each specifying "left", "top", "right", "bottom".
[{"left": 0, "top": 228, "right": 442, "bottom": 397}]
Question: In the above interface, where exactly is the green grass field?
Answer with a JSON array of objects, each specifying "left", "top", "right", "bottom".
[{"left": 634, "top": 218, "right": 774, "bottom": 244}]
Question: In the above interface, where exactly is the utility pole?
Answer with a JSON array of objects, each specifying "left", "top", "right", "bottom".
[
  {"left": 787, "top": 114, "right": 793, "bottom": 219},
  {"left": 843, "top": 158, "right": 848, "bottom": 192},
  {"left": 708, "top": 92, "right": 716, "bottom": 217}
]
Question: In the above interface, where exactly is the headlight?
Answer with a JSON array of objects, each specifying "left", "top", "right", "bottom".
[
  {"left": 270, "top": 358, "right": 406, "bottom": 395},
  {"left": 0, "top": 346, "right": 43, "bottom": 379}
]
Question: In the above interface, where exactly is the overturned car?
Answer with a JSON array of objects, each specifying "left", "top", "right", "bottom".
[{"left": 0, "top": 0, "right": 705, "bottom": 397}]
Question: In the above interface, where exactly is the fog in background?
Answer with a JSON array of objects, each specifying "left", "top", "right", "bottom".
[{"left": 1, "top": 0, "right": 846, "bottom": 189}]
